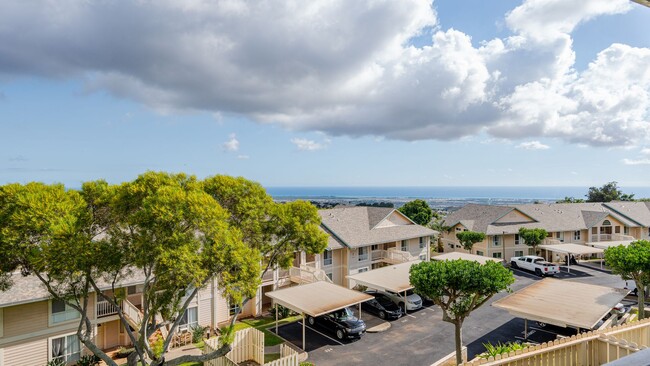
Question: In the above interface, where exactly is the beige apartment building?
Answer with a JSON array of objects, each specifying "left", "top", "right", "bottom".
[
  {"left": 0, "top": 206, "right": 435, "bottom": 365},
  {"left": 441, "top": 202, "right": 650, "bottom": 261}
]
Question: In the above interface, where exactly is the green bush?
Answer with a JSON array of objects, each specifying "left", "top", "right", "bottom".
[
  {"left": 151, "top": 334, "right": 164, "bottom": 358},
  {"left": 479, "top": 341, "right": 525, "bottom": 359},
  {"left": 116, "top": 346, "right": 135, "bottom": 358},
  {"left": 299, "top": 362, "right": 315, "bottom": 366},
  {"left": 75, "top": 354, "right": 100, "bottom": 366},
  {"left": 269, "top": 305, "right": 292, "bottom": 319},
  {"left": 46, "top": 359, "right": 66, "bottom": 366},
  {"left": 191, "top": 325, "right": 208, "bottom": 343}
]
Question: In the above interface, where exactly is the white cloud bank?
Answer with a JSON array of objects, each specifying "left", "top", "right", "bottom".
[
  {"left": 291, "top": 138, "right": 328, "bottom": 151},
  {"left": 222, "top": 133, "right": 239, "bottom": 152},
  {"left": 516, "top": 141, "right": 550, "bottom": 150},
  {"left": 0, "top": 0, "right": 647, "bottom": 147}
]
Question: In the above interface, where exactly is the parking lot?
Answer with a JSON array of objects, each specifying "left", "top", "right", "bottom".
[{"left": 271, "top": 263, "right": 630, "bottom": 366}]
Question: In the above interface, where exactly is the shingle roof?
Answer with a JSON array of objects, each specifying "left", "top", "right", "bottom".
[
  {"left": 0, "top": 270, "right": 147, "bottom": 308},
  {"left": 444, "top": 202, "right": 650, "bottom": 236},
  {"left": 319, "top": 207, "right": 436, "bottom": 248}
]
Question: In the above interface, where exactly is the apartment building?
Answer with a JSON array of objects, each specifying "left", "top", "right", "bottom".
[{"left": 441, "top": 202, "right": 650, "bottom": 261}]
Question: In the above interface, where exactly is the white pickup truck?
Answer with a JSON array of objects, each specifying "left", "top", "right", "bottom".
[{"left": 510, "top": 255, "right": 560, "bottom": 277}]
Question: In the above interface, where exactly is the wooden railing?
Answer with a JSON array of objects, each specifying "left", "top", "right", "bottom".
[
  {"left": 370, "top": 248, "right": 415, "bottom": 264},
  {"left": 459, "top": 318, "right": 650, "bottom": 365},
  {"left": 122, "top": 298, "right": 143, "bottom": 328}
]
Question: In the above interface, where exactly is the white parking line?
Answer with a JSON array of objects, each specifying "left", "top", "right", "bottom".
[
  {"left": 298, "top": 321, "right": 345, "bottom": 346},
  {"left": 405, "top": 313, "right": 417, "bottom": 319}
]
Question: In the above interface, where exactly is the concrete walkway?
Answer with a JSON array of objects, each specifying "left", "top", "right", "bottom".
[{"left": 166, "top": 343, "right": 202, "bottom": 361}]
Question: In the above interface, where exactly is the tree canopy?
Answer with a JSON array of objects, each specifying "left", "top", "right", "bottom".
[
  {"left": 604, "top": 240, "right": 650, "bottom": 320},
  {"left": 455, "top": 231, "right": 486, "bottom": 252},
  {"left": 586, "top": 181, "right": 635, "bottom": 202},
  {"left": 398, "top": 199, "right": 433, "bottom": 226},
  {"left": 556, "top": 196, "right": 585, "bottom": 203},
  {"left": 0, "top": 172, "right": 327, "bottom": 366},
  {"left": 410, "top": 260, "right": 514, "bottom": 365},
  {"left": 518, "top": 228, "right": 548, "bottom": 253}
]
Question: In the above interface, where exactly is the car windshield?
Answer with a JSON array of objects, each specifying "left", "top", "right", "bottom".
[
  {"left": 377, "top": 297, "right": 393, "bottom": 307},
  {"left": 331, "top": 307, "right": 354, "bottom": 320}
]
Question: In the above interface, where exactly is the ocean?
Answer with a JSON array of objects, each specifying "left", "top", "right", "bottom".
[{"left": 266, "top": 186, "right": 650, "bottom": 209}]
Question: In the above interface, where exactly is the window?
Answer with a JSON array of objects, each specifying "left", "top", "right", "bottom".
[
  {"left": 228, "top": 300, "right": 240, "bottom": 317},
  {"left": 514, "top": 234, "right": 520, "bottom": 245},
  {"left": 615, "top": 226, "right": 621, "bottom": 234},
  {"left": 371, "top": 244, "right": 379, "bottom": 251},
  {"left": 492, "top": 252, "right": 502, "bottom": 259},
  {"left": 50, "top": 334, "right": 80, "bottom": 364},
  {"left": 419, "top": 237, "right": 426, "bottom": 249},
  {"left": 358, "top": 247, "right": 368, "bottom": 261},
  {"left": 574, "top": 231, "right": 581, "bottom": 241},
  {"left": 602, "top": 220, "right": 612, "bottom": 226},
  {"left": 323, "top": 250, "right": 332, "bottom": 266},
  {"left": 401, "top": 240, "right": 408, "bottom": 251},
  {"left": 514, "top": 250, "right": 524, "bottom": 257},
  {"left": 357, "top": 267, "right": 369, "bottom": 273},
  {"left": 556, "top": 232, "right": 564, "bottom": 242},
  {"left": 51, "top": 299, "right": 79, "bottom": 324},
  {"left": 180, "top": 307, "right": 199, "bottom": 331},
  {"left": 127, "top": 285, "right": 137, "bottom": 295},
  {"left": 448, "top": 244, "right": 454, "bottom": 249},
  {"left": 492, "top": 236, "right": 501, "bottom": 246},
  {"left": 455, "top": 227, "right": 462, "bottom": 232},
  {"left": 476, "top": 251, "right": 484, "bottom": 256},
  {"left": 624, "top": 226, "right": 630, "bottom": 235},
  {"left": 592, "top": 227, "right": 598, "bottom": 235}
]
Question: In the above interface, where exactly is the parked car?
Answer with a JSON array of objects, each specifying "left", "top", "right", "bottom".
[
  {"left": 510, "top": 255, "right": 560, "bottom": 277},
  {"left": 306, "top": 307, "right": 366, "bottom": 340},
  {"left": 362, "top": 291, "right": 403, "bottom": 320},
  {"left": 382, "top": 289, "right": 423, "bottom": 311},
  {"left": 625, "top": 280, "right": 639, "bottom": 296}
]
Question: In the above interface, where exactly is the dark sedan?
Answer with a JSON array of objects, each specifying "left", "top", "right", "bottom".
[
  {"left": 306, "top": 307, "right": 366, "bottom": 340},
  {"left": 362, "top": 292, "right": 403, "bottom": 320}
]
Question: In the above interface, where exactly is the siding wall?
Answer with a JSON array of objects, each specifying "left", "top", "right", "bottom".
[
  {"left": 4, "top": 338, "right": 48, "bottom": 366},
  {"left": 3, "top": 302, "right": 48, "bottom": 338}
]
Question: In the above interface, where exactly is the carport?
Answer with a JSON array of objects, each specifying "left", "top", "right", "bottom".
[
  {"left": 432, "top": 252, "right": 500, "bottom": 264},
  {"left": 347, "top": 261, "right": 419, "bottom": 314},
  {"left": 538, "top": 243, "right": 604, "bottom": 273},
  {"left": 492, "top": 278, "right": 629, "bottom": 338},
  {"left": 266, "top": 281, "right": 373, "bottom": 350}
]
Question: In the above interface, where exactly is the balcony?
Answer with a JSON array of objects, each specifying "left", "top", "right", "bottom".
[
  {"left": 370, "top": 248, "right": 415, "bottom": 264},
  {"left": 591, "top": 233, "right": 635, "bottom": 242},
  {"left": 96, "top": 300, "right": 119, "bottom": 318}
]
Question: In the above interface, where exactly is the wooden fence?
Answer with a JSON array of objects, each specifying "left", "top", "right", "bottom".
[
  {"left": 459, "top": 318, "right": 650, "bottom": 366},
  {"left": 203, "top": 328, "right": 298, "bottom": 366}
]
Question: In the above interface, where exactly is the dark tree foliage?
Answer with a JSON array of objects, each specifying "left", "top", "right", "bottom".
[{"left": 398, "top": 199, "right": 433, "bottom": 226}]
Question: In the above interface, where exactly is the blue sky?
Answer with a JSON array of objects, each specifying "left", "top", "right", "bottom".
[{"left": 1, "top": 0, "right": 650, "bottom": 188}]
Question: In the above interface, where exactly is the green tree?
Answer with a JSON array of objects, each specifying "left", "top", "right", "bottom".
[
  {"left": 0, "top": 173, "right": 260, "bottom": 366},
  {"left": 518, "top": 228, "right": 548, "bottom": 254},
  {"left": 456, "top": 231, "right": 486, "bottom": 252},
  {"left": 398, "top": 199, "right": 433, "bottom": 226},
  {"left": 429, "top": 218, "right": 450, "bottom": 253},
  {"left": 604, "top": 240, "right": 650, "bottom": 320},
  {"left": 586, "top": 181, "right": 635, "bottom": 202},
  {"left": 410, "top": 260, "right": 514, "bottom": 365},
  {"left": 557, "top": 196, "right": 585, "bottom": 203}
]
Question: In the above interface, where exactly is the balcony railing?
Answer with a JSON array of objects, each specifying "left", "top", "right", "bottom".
[
  {"left": 96, "top": 300, "right": 119, "bottom": 318},
  {"left": 369, "top": 248, "right": 415, "bottom": 264},
  {"left": 591, "top": 233, "right": 635, "bottom": 242}
]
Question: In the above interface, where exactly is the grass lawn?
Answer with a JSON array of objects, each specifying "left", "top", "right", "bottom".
[
  {"left": 234, "top": 315, "right": 301, "bottom": 346},
  {"left": 264, "top": 353, "right": 281, "bottom": 363}
]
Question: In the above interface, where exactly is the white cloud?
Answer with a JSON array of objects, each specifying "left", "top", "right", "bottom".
[
  {"left": 623, "top": 158, "right": 650, "bottom": 165},
  {"left": 516, "top": 141, "right": 550, "bottom": 150},
  {"left": 641, "top": 147, "right": 650, "bottom": 155},
  {"left": 291, "top": 138, "right": 328, "bottom": 151},
  {"left": 237, "top": 154, "right": 249, "bottom": 160},
  {"left": 222, "top": 133, "right": 239, "bottom": 152},
  {"left": 0, "top": 0, "right": 646, "bottom": 147}
]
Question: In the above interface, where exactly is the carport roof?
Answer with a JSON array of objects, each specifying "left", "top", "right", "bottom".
[
  {"left": 492, "top": 278, "right": 628, "bottom": 329},
  {"left": 432, "top": 252, "right": 500, "bottom": 265},
  {"left": 265, "top": 282, "right": 373, "bottom": 317},
  {"left": 538, "top": 243, "right": 604, "bottom": 255},
  {"left": 346, "top": 261, "right": 420, "bottom": 293},
  {"left": 586, "top": 240, "right": 634, "bottom": 249}
]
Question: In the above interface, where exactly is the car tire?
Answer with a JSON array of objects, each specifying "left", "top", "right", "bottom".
[
  {"left": 307, "top": 316, "right": 315, "bottom": 326},
  {"left": 399, "top": 302, "right": 406, "bottom": 313},
  {"left": 535, "top": 268, "right": 543, "bottom": 277},
  {"left": 336, "top": 329, "right": 345, "bottom": 340},
  {"left": 378, "top": 311, "right": 386, "bottom": 320},
  {"left": 633, "top": 289, "right": 639, "bottom": 296},
  {"left": 511, "top": 261, "right": 518, "bottom": 269}
]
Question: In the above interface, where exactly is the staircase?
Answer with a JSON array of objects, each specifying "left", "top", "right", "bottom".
[{"left": 289, "top": 265, "right": 333, "bottom": 284}]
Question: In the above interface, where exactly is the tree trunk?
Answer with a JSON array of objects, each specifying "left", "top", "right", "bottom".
[
  {"left": 454, "top": 321, "right": 463, "bottom": 365},
  {"left": 639, "top": 284, "right": 646, "bottom": 320}
]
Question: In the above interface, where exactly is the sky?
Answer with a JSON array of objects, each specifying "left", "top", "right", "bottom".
[{"left": 1, "top": 0, "right": 650, "bottom": 188}]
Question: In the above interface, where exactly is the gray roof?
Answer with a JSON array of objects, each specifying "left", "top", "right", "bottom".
[
  {"left": 444, "top": 202, "right": 650, "bottom": 235},
  {"left": 319, "top": 207, "right": 436, "bottom": 248},
  {"left": 0, "top": 270, "right": 147, "bottom": 308}
]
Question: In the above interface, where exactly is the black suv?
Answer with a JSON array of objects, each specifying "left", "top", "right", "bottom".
[
  {"left": 307, "top": 307, "right": 366, "bottom": 340},
  {"left": 362, "top": 291, "right": 403, "bottom": 320}
]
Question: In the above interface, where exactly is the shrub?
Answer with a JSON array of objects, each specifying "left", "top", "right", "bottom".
[
  {"left": 46, "top": 359, "right": 66, "bottom": 366},
  {"left": 299, "top": 362, "right": 315, "bottom": 366},
  {"left": 75, "top": 354, "right": 100, "bottom": 366},
  {"left": 116, "top": 346, "right": 135, "bottom": 359},
  {"left": 479, "top": 341, "right": 525, "bottom": 359},
  {"left": 269, "top": 305, "right": 292, "bottom": 319},
  {"left": 191, "top": 325, "right": 208, "bottom": 343},
  {"left": 151, "top": 334, "right": 164, "bottom": 358}
]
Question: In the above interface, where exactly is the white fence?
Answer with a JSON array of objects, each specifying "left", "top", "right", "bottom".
[{"left": 203, "top": 328, "right": 298, "bottom": 366}]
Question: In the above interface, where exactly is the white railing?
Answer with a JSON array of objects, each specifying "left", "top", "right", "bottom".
[
  {"left": 122, "top": 298, "right": 143, "bottom": 327},
  {"left": 96, "top": 300, "right": 119, "bottom": 318},
  {"left": 542, "top": 238, "right": 562, "bottom": 245},
  {"left": 371, "top": 250, "right": 384, "bottom": 261},
  {"left": 369, "top": 249, "right": 415, "bottom": 263},
  {"left": 592, "top": 233, "right": 635, "bottom": 242},
  {"left": 289, "top": 266, "right": 332, "bottom": 284}
]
